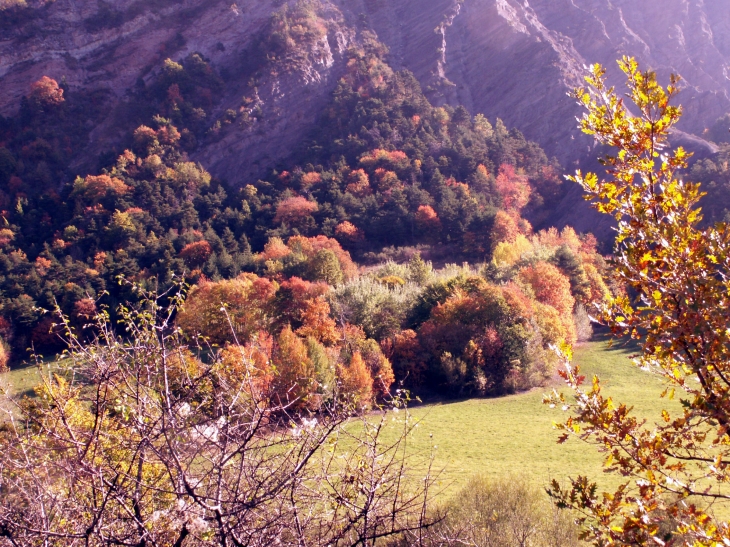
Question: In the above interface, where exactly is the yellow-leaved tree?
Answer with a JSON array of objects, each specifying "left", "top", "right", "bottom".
[{"left": 546, "top": 57, "right": 730, "bottom": 546}]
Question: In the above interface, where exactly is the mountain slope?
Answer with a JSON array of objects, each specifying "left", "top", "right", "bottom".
[
  {"left": 357, "top": 0, "right": 729, "bottom": 162},
  {"left": 0, "top": 0, "right": 356, "bottom": 181},
  {"left": 2, "top": 0, "right": 729, "bottom": 181}
]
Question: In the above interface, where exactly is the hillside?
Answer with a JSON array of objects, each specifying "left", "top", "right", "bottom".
[
  {"left": 2, "top": 3, "right": 730, "bottom": 545},
  {"left": 0, "top": 0, "right": 728, "bottom": 357},
  {"left": 1, "top": 0, "right": 727, "bottom": 178},
  {"left": 0, "top": 0, "right": 355, "bottom": 184},
  {"left": 360, "top": 0, "right": 730, "bottom": 157}
]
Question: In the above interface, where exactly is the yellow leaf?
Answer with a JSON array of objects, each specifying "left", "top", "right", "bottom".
[
  {"left": 559, "top": 340, "right": 573, "bottom": 361},
  {"left": 584, "top": 172, "right": 598, "bottom": 190}
]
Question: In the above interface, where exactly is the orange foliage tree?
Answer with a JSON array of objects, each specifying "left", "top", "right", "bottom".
[
  {"left": 359, "top": 149, "right": 410, "bottom": 173},
  {"left": 258, "top": 237, "right": 291, "bottom": 262},
  {"left": 518, "top": 261, "right": 575, "bottom": 318},
  {"left": 270, "top": 277, "right": 338, "bottom": 345},
  {"left": 271, "top": 325, "right": 317, "bottom": 411},
  {"left": 177, "top": 273, "right": 277, "bottom": 344},
  {"left": 300, "top": 171, "right": 322, "bottom": 187},
  {"left": 0, "top": 342, "right": 7, "bottom": 373},
  {"left": 338, "top": 352, "right": 374, "bottom": 409},
  {"left": 286, "top": 235, "right": 358, "bottom": 280},
  {"left": 341, "top": 324, "right": 394, "bottom": 399},
  {"left": 73, "top": 174, "right": 130, "bottom": 202},
  {"left": 345, "top": 169, "right": 372, "bottom": 197},
  {"left": 415, "top": 205, "right": 441, "bottom": 237},
  {"left": 71, "top": 298, "right": 97, "bottom": 333},
  {"left": 29, "top": 76, "right": 64, "bottom": 109},
  {"left": 382, "top": 329, "right": 428, "bottom": 387},
  {"left": 335, "top": 221, "right": 364, "bottom": 242},
  {"left": 490, "top": 209, "right": 521, "bottom": 247},
  {"left": 295, "top": 298, "right": 339, "bottom": 346},
  {"left": 273, "top": 196, "right": 318, "bottom": 225},
  {"left": 179, "top": 240, "right": 213, "bottom": 268},
  {"left": 272, "top": 277, "right": 328, "bottom": 322},
  {"left": 413, "top": 274, "right": 571, "bottom": 395},
  {"left": 494, "top": 163, "right": 531, "bottom": 211},
  {"left": 373, "top": 169, "right": 401, "bottom": 192}
]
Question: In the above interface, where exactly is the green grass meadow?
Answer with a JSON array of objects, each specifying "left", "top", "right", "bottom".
[
  {"left": 395, "top": 332, "right": 675, "bottom": 498},
  {"left": 0, "top": 332, "right": 674, "bottom": 501},
  {"left": 0, "top": 361, "right": 42, "bottom": 417}
]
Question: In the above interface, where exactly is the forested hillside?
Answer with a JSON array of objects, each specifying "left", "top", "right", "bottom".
[
  {"left": 2, "top": 0, "right": 730, "bottom": 400},
  {"left": 0, "top": 2, "right": 618, "bottom": 404},
  {"left": 2, "top": 0, "right": 729, "bottom": 244},
  {"left": 5, "top": 2, "right": 730, "bottom": 546}
]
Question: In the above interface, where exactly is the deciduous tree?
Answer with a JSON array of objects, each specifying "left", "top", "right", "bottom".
[
  {"left": 0, "top": 288, "right": 438, "bottom": 546},
  {"left": 495, "top": 163, "right": 531, "bottom": 211},
  {"left": 339, "top": 351, "right": 374, "bottom": 409},
  {"left": 28, "top": 76, "right": 64, "bottom": 109},
  {"left": 179, "top": 240, "right": 213, "bottom": 268},
  {"left": 546, "top": 58, "right": 730, "bottom": 547},
  {"left": 271, "top": 325, "right": 316, "bottom": 410},
  {"left": 273, "top": 196, "right": 318, "bottom": 225},
  {"left": 177, "top": 273, "right": 277, "bottom": 344},
  {"left": 73, "top": 174, "right": 130, "bottom": 201},
  {"left": 415, "top": 205, "right": 442, "bottom": 238},
  {"left": 518, "top": 261, "right": 575, "bottom": 319}
]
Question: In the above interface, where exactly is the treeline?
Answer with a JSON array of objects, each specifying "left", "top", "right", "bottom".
[
  {"left": 0, "top": 277, "right": 581, "bottom": 545},
  {"left": 170, "top": 218, "right": 609, "bottom": 401}
]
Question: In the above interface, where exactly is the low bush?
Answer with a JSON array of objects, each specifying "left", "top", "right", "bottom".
[{"left": 415, "top": 475, "right": 579, "bottom": 547}]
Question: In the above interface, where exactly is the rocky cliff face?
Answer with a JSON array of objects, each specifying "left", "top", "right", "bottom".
[
  {"left": 0, "top": 0, "right": 354, "bottom": 180},
  {"left": 358, "top": 0, "right": 730, "bottom": 162},
  {"left": 344, "top": 0, "right": 730, "bottom": 235},
  {"left": 1, "top": 0, "right": 729, "bottom": 184}
]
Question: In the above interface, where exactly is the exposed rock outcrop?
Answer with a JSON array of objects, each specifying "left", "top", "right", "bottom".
[
  {"left": 357, "top": 0, "right": 730, "bottom": 162},
  {"left": 1, "top": 0, "right": 729, "bottom": 187},
  {"left": 0, "top": 0, "right": 354, "bottom": 179}
]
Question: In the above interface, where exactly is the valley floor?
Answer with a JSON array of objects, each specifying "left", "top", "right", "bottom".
[
  {"left": 388, "top": 333, "right": 673, "bottom": 498},
  {"left": 0, "top": 334, "right": 672, "bottom": 499}
]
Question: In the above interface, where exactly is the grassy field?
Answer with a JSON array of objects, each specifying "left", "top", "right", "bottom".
[
  {"left": 394, "top": 332, "right": 676, "bottom": 498},
  {"left": 0, "top": 361, "right": 43, "bottom": 416},
  {"left": 0, "top": 333, "right": 672, "bottom": 498}
]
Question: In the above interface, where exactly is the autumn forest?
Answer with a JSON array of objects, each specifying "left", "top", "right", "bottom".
[
  {"left": 0, "top": 8, "right": 613, "bottom": 403},
  {"left": 3, "top": 1, "right": 730, "bottom": 545}
]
